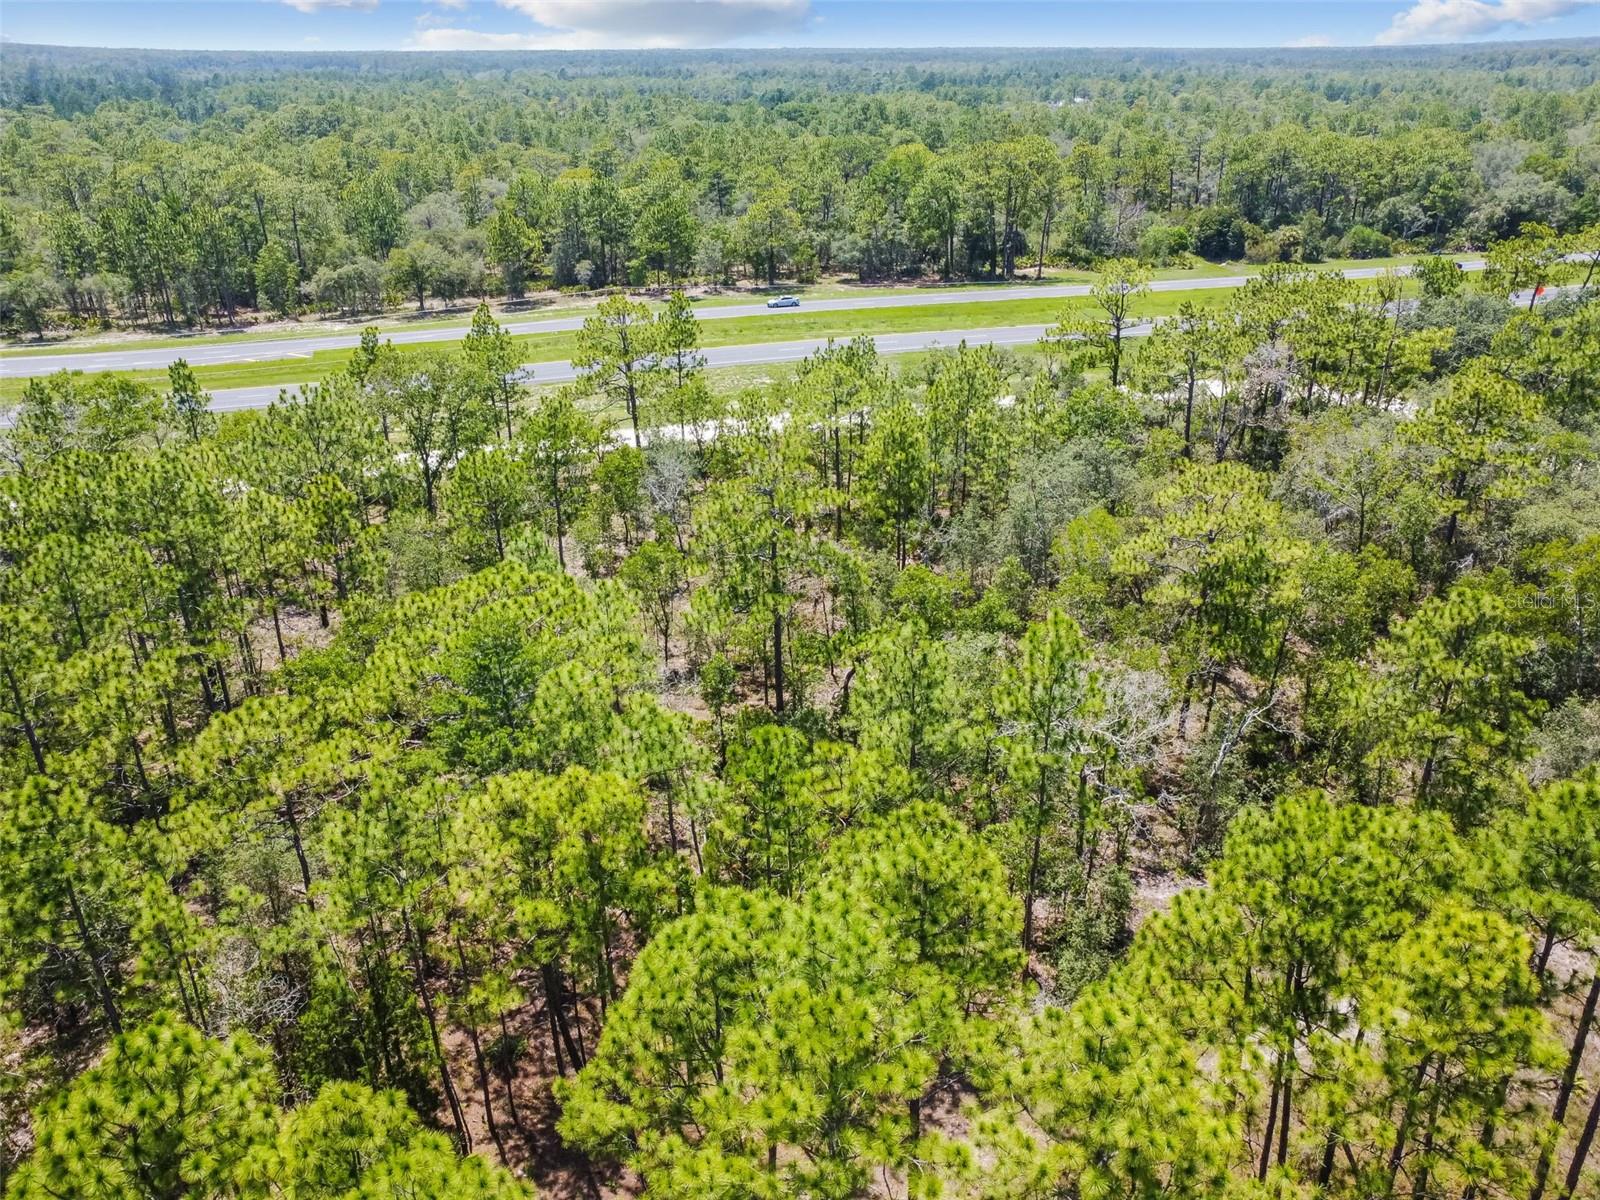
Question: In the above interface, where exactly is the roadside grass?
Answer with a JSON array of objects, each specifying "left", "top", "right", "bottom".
[
  {"left": 2, "top": 252, "right": 1464, "bottom": 360},
  {"left": 4, "top": 277, "right": 1092, "bottom": 359},
  {"left": 1, "top": 273, "right": 1424, "bottom": 405}
]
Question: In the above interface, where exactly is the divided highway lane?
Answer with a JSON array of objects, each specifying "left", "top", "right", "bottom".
[
  {"left": 203, "top": 323, "right": 1074, "bottom": 413},
  {"left": 1, "top": 261, "right": 1484, "bottom": 381},
  {"left": 151, "top": 280, "right": 1575, "bottom": 416}
]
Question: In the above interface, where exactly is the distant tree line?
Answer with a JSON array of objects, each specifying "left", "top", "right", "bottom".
[{"left": 1, "top": 43, "right": 1597, "bottom": 334}]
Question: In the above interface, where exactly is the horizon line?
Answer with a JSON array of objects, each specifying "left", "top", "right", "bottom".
[{"left": 5, "top": 35, "right": 1598, "bottom": 53}]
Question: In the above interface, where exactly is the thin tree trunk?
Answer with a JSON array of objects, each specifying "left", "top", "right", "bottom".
[
  {"left": 1387, "top": 1055, "right": 1435, "bottom": 1194},
  {"left": 1530, "top": 969, "right": 1600, "bottom": 1200},
  {"left": 1022, "top": 779, "right": 1048, "bottom": 956},
  {"left": 466, "top": 1022, "right": 504, "bottom": 1157},
  {"left": 453, "top": 941, "right": 504, "bottom": 1156},
  {"left": 1559, "top": 1079, "right": 1600, "bottom": 1200},
  {"left": 772, "top": 608, "right": 785, "bottom": 715},
  {"left": 1318, "top": 1127, "right": 1340, "bottom": 1188},
  {"left": 1259, "top": 1063, "right": 1283, "bottom": 1181},
  {"left": 1464, "top": 1074, "right": 1513, "bottom": 1200},
  {"left": 553, "top": 471, "right": 567, "bottom": 569},
  {"left": 543, "top": 963, "right": 584, "bottom": 1071},
  {"left": 1277, "top": 1070, "right": 1293, "bottom": 1168},
  {"left": 67, "top": 876, "right": 122, "bottom": 1035},
  {"left": 282, "top": 795, "right": 317, "bottom": 910},
  {"left": 4, "top": 663, "right": 45, "bottom": 773},
  {"left": 401, "top": 910, "right": 470, "bottom": 1151},
  {"left": 358, "top": 928, "right": 400, "bottom": 1086},
  {"left": 497, "top": 1013, "right": 524, "bottom": 1130},
  {"left": 1183, "top": 374, "right": 1196, "bottom": 457}
]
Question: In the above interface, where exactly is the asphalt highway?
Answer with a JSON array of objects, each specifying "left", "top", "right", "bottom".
[
  {"left": 1, "top": 260, "right": 1486, "bottom": 381},
  {"left": 203, "top": 322, "right": 1087, "bottom": 412}
]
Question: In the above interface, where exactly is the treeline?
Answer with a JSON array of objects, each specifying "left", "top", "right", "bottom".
[
  {"left": 1, "top": 43, "right": 1598, "bottom": 334},
  {"left": 1, "top": 249, "right": 1597, "bottom": 1197}
]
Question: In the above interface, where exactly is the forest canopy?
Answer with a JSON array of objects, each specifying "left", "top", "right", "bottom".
[
  {"left": 1, "top": 41, "right": 1598, "bottom": 332},
  {"left": 1, "top": 38, "right": 1599, "bottom": 1200}
]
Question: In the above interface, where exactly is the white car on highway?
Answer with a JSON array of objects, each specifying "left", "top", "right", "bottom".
[{"left": 766, "top": 295, "right": 801, "bottom": 308}]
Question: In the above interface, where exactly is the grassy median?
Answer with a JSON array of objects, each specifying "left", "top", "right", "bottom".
[
  {"left": 2, "top": 272, "right": 1424, "bottom": 405},
  {"left": 1, "top": 252, "right": 1460, "bottom": 362}
]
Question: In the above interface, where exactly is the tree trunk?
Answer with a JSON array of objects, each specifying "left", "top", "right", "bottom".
[
  {"left": 67, "top": 876, "right": 122, "bottom": 1035},
  {"left": 542, "top": 963, "right": 585, "bottom": 1072},
  {"left": 1021, "top": 781, "right": 1047, "bottom": 956},
  {"left": 1463, "top": 1073, "right": 1513, "bottom": 1200},
  {"left": 1559, "top": 1079, "right": 1600, "bottom": 1200},
  {"left": 1387, "top": 1055, "right": 1434, "bottom": 1194},
  {"left": 4, "top": 662, "right": 45, "bottom": 774},
  {"left": 498, "top": 1013, "right": 524, "bottom": 1130},
  {"left": 1183, "top": 373, "right": 1196, "bottom": 458},
  {"left": 453, "top": 941, "right": 504, "bottom": 1156},
  {"left": 552, "top": 469, "right": 567, "bottom": 569},
  {"left": 466, "top": 1020, "right": 504, "bottom": 1157},
  {"left": 278, "top": 797, "right": 316, "bottom": 911},
  {"left": 402, "top": 910, "right": 470, "bottom": 1151},
  {"left": 1530, "top": 969, "right": 1600, "bottom": 1200},
  {"left": 1258, "top": 1062, "right": 1283, "bottom": 1181},
  {"left": 1278, "top": 1070, "right": 1293, "bottom": 1167},
  {"left": 772, "top": 609, "right": 785, "bottom": 716}
]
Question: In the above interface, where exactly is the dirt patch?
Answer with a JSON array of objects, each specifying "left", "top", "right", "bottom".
[
  {"left": 1129, "top": 870, "right": 1204, "bottom": 930},
  {"left": 437, "top": 1000, "right": 631, "bottom": 1199},
  {"left": 248, "top": 604, "right": 340, "bottom": 675}
]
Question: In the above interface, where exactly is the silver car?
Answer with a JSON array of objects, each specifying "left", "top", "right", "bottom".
[{"left": 766, "top": 295, "right": 800, "bottom": 308}]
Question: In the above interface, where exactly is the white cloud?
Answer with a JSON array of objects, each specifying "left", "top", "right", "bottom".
[
  {"left": 414, "top": 0, "right": 811, "bottom": 49},
  {"left": 1376, "top": 0, "right": 1595, "bottom": 44},
  {"left": 1287, "top": 33, "right": 1336, "bottom": 46},
  {"left": 410, "top": 29, "right": 537, "bottom": 46},
  {"left": 433, "top": 0, "right": 470, "bottom": 9},
  {"left": 416, "top": 8, "right": 464, "bottom": 29},
  {"left": 282, "top": 0, "right": 379, "bottom": 12}
]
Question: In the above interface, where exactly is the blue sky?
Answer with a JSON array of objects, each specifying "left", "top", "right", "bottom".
[{"left": 3, "top": 0, "right": 1597, "bottom": 51}]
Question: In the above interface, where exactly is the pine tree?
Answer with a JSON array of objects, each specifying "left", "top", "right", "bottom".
[
  {"left": 1133, "top": 299, "right": 1237, "bottom": 457},
  {"left": 797, "top": 336, "right": 883, "bottom": 538},
  {"left": 374, "top": 350, "right": 495, "bottom": 517},
  {"left": 0, "top": 776, "right": 138, "bottom": 1035},
  {"left": 573, "top": 294, "right": 660, "bottom": 448},
  {"left": 166, "top": 358, "right": 214, "bottom": 444},
  {"left": 445, "top": 446, "right": 532, "bottom": 565},
  {"left": 1359, "top": 573, "right": 1541, "bottom": 826},
  {"left": 619, "top": 533, "right": 687, "bottom": 664},
  {"left": 844, "top": 618, "right": 965, "bottom": 784},
  {"left": 858, "top": 387, "right": 932, "bottom": 567},
  {"left": 520, "top": 386, "right": 600, "bottom": 570},
  {"left": 6, "top": 1013, "right": 277, "bottom": 1200},
  {"left": 993, "top": 608, "right": 1104, "bottom": 955},
  {"left": 463, "top": 302, "right": 522, "bottom": 442},
  {"left": 926, "top": 342, "right": 1006, "bottom": 516},
  {"left": 690, "top": 410, "right": 828, "bottom": 715},
  {"left": 1044, "top": 258, "right": 1152, "bottom": 387},
  {"left": 1403, "top": 359, "right": 1544, "bottom": 558},
  {"left": 1506, "top": 775, "right": 1600, "bottom": 1200}
]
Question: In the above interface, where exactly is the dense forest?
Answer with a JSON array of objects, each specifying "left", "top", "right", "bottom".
[
  {"left": 1, "top": 42, "right": 1599, "bottom": 334},
  {"left": 2, "top": 41, "right": 1600, "bottom": 1200}
]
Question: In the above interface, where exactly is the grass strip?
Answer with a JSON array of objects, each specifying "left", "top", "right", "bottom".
[
  {"left": 2, "top": 275, "right": 1424, "bottom": 405},
  {"left": 2, "top": 253, "right": 1461, "bottom": 359}
]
